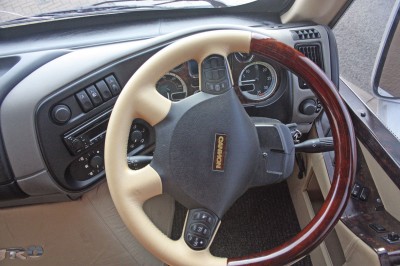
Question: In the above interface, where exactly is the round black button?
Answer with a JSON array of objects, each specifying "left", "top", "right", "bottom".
[
  {"left": 130, "top": 130, "right": 143, "bottom": 143},
  {"left": 299, "top": 99, "right": 317, "bottom": 115},
  {"left": 52, "top": 104, "right": 71, "bottom": 124},
  {"left": 89, "top": 155, "right": 104, "bottom": 169}
]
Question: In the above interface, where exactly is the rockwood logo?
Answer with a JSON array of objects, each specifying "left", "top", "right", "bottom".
[
  {"left": 0, "top": 246, "right": 43, "bottom": 261},
  {"left": 212, "top": 133, "right": 227, "bottom": 172}
]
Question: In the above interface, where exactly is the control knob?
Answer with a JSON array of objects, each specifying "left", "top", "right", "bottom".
[
  {"left": 299, "top": 99, "right": 317, "bottom": 115},
  {"left": 388, "top": 232, "right": 400, "bottom": 242},
  {"left": 89, "top": 155, "right": 104, "bottom": 169},
  {"left": 130, "top": 130, "right": 143, "bottom": 143},
  {"left": 51, "top": 104, "right": 71, "bottom": 124}
]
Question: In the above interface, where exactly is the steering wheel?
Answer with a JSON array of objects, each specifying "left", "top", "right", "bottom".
[{"left": 105, "top": 30, "right": 356, "bottom": 266}]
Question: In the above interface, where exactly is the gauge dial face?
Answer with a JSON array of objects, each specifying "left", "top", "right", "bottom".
[
  {"left": 156, "top": 73, "right": 187, "bottom": 101},
  {"left": 234, "top": 52, "right": 254, "bottom": 63},
  {"left": 238, "top": 61, "right": 278, "bottom": 101}
]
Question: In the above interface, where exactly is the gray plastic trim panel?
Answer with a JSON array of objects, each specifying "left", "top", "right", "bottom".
[
  {"left": 17, "top": 170, "right": 65, "bottom": 196},
  {"left": 0, "top": 193, "right": 71, "bottom": 208}
]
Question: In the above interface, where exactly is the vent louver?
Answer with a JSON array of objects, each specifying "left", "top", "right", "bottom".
[
  {"left": 295, "top": 44, "right": 324, "bottom": 89},
  {"left": 291, "top": 28, "right": 321, "bottom": 40}
]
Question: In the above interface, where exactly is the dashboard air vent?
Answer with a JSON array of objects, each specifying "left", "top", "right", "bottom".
[
  {"left": 291, "top": 28, "right": 321, "bottom": 40},
  {"left": 295, "top": 44, "right": 324, "bottom": 89},
  {"left": 296, "top": 44, "right": 324, "bottom": 70}
]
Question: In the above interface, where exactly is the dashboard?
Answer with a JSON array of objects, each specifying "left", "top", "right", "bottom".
[{"left": 0, "top": 23, "right": 338, "bottom": 206}]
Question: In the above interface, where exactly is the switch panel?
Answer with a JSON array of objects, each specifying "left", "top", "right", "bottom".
[
  {"left": 369, "top": 223, "right": 386, "bottom": 233},
  {"left": 184, "top": 209, "right": 219, "bottom": 250}
]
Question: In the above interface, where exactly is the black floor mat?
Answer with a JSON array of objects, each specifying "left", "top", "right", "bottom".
[{"left": 171, "top": 181, "right": 312, "bottom": 265}]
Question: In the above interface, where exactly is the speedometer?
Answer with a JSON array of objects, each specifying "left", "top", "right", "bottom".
[
  {"left": 238, "top": 61, "right": 278, "bottom": 101},
  {"left": 156, "top": 73, "right": 187, "bottom": 101}
]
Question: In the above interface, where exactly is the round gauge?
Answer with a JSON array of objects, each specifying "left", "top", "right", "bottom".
[
  {"left": 238, "top": 61, "right": 278, "bottom": 101},
  {"left": 156, "top": 73, "right": 187, "bottom": 101},
  {"left": 234, "top": 52, "right": 254, "bottom": 63}
]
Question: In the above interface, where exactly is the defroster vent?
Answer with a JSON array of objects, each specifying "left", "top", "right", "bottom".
[{"left": 295, "top": 44, "right": 324, "bottom": 89}]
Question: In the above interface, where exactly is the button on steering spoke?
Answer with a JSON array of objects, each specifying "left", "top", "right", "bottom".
[
  {"left": 200, "top": 55, "right": 233, "bottom": 95},
  {"left": 184, "top": 208, "right": 220, "bottom": 250}
]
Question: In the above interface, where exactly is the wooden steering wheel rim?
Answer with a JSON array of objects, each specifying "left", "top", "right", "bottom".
[{"left": 227, "top": 34, "right": 357, "bottom": 265}]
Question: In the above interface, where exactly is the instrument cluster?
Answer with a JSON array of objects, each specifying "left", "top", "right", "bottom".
[{"left": 155, "top": 53, "right": 283, "bottom": 105}]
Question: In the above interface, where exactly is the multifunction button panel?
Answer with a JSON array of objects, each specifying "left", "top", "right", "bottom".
[
  {"left": 75, "top": 75, "right": 121, "bottom": 113},
  {"left": 184, "top": 209, "right": 219, "bottom": 250},
  {"left": 201, "top": 55, "right": 231, "bottom": 95},
  {"left": 50, "top": 74, "right": 121, "bottom": 124}
]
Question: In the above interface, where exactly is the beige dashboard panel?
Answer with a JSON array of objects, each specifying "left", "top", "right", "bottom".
[{"left": 359, "top": 141, "right": 400, "bottom": 221}]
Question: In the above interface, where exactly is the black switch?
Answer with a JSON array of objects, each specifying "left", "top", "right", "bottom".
[
  {"left": 95, "top": 80, "right": 112, "bottom": 101},
  {"left": 199, "top": 212, "right": 214, "bottom": 225},
  {"left": 351, "top": 183, "right": 362, "bottom": 198},
  {"left": 75, "top": 91, "right": 93, "bottom": 112},
  {"left": 193, "top": 211, "right": 202, "bottom": 220},
  {"left": 105, "top": 75, "right": 121, "bottom": 96},
  {"left": 190, "top": 223, "right": 210, "bottom": 237},
  {"left": 359, "top": 187, "right": 369, "bottom": 201},
  {"left": 298, "top": 78, "right": 308, "bottom": 89},
  {"left": 369, "top": 223, "right": 386, "bottom": 233},
  {"left": 388, "top": 232, "right": 400, "bottom": 242},
  {"left": 186, "top": 233, "right": 206, "bottom": 249},
  {"left": 86, "top": 85, "right": 103, "bottom": 106}
]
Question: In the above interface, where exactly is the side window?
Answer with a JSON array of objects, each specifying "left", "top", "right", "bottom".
[
  {"left": 333, "top": 0, "right": 399, "bottom": 139},
  {"left": 334, "top": 0, "right": 396, "bottom": 92},
  {"left": 374, "top": 5, "right": 400, "bottom": 99}
]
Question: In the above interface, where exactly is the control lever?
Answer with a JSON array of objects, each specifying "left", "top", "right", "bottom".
[
  {"left": 127, "top": 155, "right": 153, "bottom": 170},
  {"left": 295, "top": 137, "right": 334, "bottom": 153}
]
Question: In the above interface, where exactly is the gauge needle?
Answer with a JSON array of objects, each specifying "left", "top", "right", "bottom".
[
  {"left": 255, "top": 64, "right": 260, "bottom": 81},
  {"left": 165, "top": 88, "right": 171, "bottom": 100},
  {"left": 241, "top": 79, "right": 256, "bottom": 83}
]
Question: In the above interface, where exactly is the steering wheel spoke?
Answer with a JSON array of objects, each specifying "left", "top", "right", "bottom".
[
  {"left": 123, "top": 84, "right": 171, "bottom": 126},
  {"left": 122, "top": 165, "right": 162, "bottom": 203}
]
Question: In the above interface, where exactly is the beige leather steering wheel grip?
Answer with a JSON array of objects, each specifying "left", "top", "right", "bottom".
[{"left": 105, "top": 29, "right": 356, "bottom": 266}]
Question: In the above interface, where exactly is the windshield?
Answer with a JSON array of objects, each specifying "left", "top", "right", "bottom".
[{"left": 0, "top": 0, "right": 257, "bottom": 26}]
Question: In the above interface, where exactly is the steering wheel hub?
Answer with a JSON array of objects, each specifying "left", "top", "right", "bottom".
[{"left": 152, "top": 89, "right": 260, "bottom": 217}]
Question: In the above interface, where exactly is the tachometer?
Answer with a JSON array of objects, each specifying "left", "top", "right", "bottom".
[
  {"left": 156, "top": 73, "right": 187, "bottom": 101},
  {"left": 238, "top": 61, "right": 278, "bottom": 101}
]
